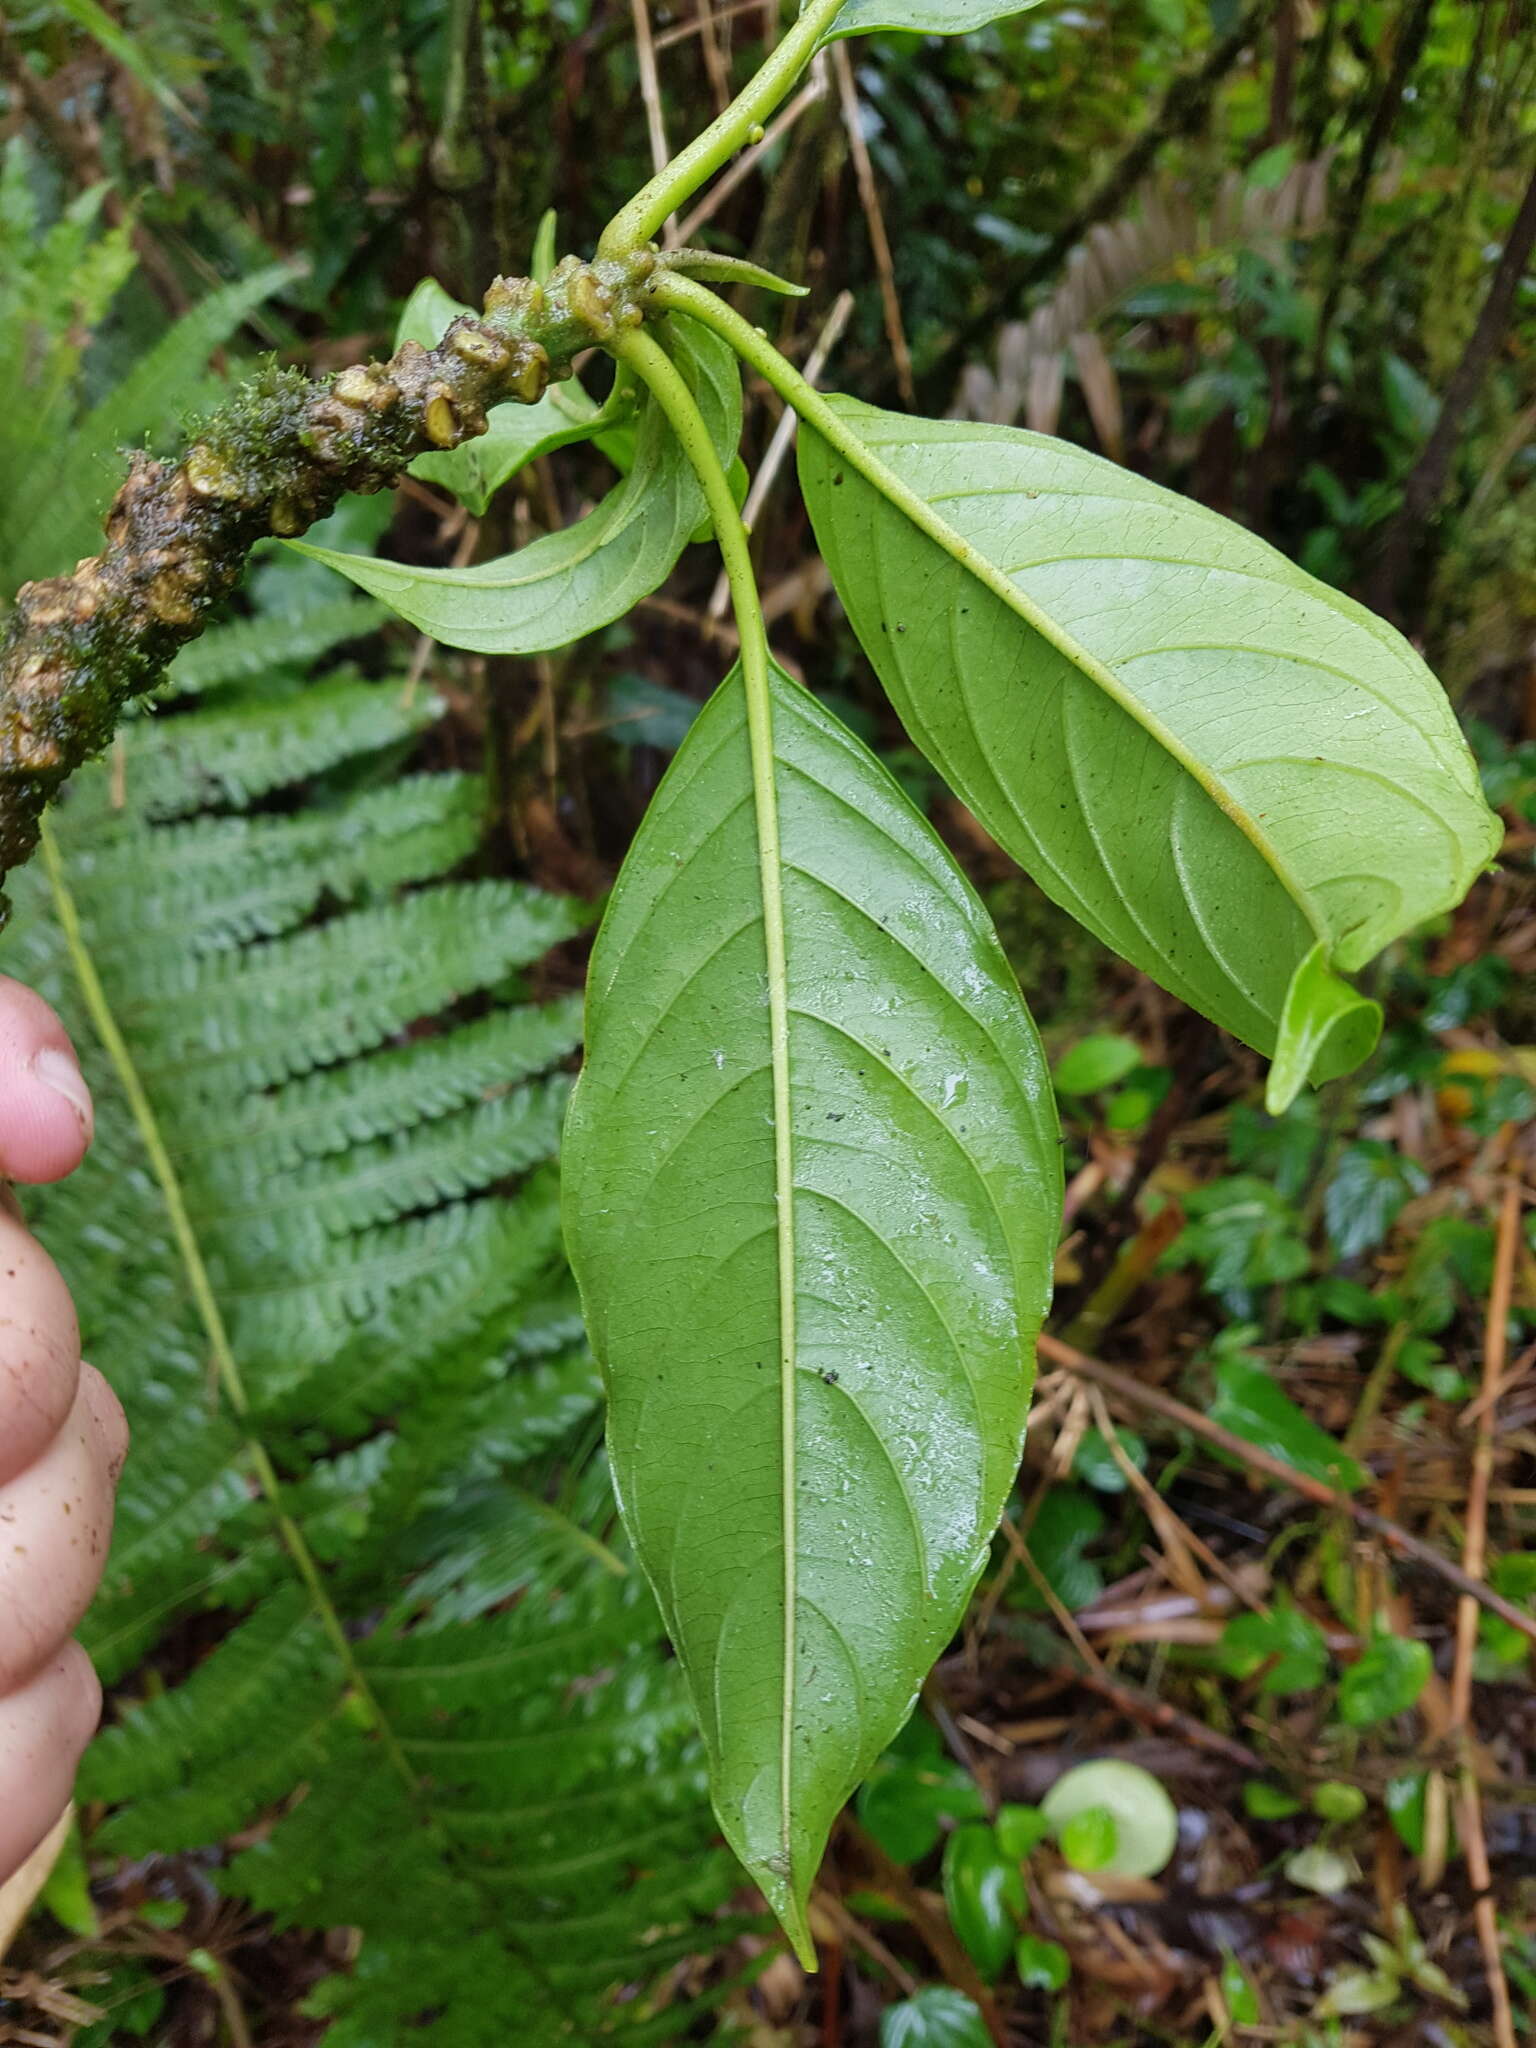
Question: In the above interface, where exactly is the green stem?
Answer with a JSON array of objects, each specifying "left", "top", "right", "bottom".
[
  {"left": 38, "top": 816, "right": 420, "bottom": 1803},
  {"left": 598, "top": 0, "right": 846, "bottom": 256},
  {"left": 608, "top": 325, "right": 808, "bottom": 1968}
]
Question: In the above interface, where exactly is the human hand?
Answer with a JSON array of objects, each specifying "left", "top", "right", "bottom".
[{"left": 0, "top": 978, "right": 126, "bottom": 1880}]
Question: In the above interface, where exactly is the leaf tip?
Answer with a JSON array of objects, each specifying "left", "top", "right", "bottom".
[{"left": 1267, "top": 941, "right": 1381, "bottom": 1113}]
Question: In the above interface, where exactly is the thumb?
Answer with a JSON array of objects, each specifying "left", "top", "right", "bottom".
[{"left": 0, "top": 977, "right": 93, "bottom": 1184}]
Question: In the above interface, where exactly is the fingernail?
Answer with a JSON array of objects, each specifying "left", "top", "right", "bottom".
[{"left": 32, "top": 1046, "right": 93, "bottom": 1136}]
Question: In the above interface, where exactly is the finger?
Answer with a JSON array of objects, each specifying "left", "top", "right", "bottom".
[
  {"left": 79, "top": 1363, "right": 129, "bottom": 1483},
  {"left": 0, "top": 1376, "right": 119, "bottom": 1694},
  {"left": 0, "top": 1205, "right": 82, "bottom": 1490},
  {"left": 0, "top": 977, "right": 92, "bottom": 1184},
  {"left": 0, "top": 1642, "right": 100, "bottom": 1882}
]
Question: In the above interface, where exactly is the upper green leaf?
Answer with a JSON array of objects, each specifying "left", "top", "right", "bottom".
[
  {"left": 289, "top": 311, "right": 740, "bottom": 654},
  {"left": 819, "top": 0, "right": 1041, "bottom": 45},
  {"left": 393, "top": 277, "right": 624, "bottom": 515},
  {"left": 562, "top": 660, "right": 1060, "bottom": 1959},
  {"left": 799, "top": 402, "right": 1501, "bottom": 1108}
]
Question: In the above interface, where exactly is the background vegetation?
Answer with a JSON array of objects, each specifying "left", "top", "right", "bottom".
[{"left": 0, "top": 0, "right": 1532, "bottom": 2041}]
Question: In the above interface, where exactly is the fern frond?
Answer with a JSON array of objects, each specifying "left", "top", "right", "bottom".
[
  {"left": 8, "top": 265, "right": 294, "bottom": 590},
  {"left": 196, "top": 1073, "right": 567, "bottom": 1236},
  {"left": 67, "top": 673, "right": 448, "bottom": 823},
  {"left": 228, "top": 1182, "right": 567, "bottom": 1392},
  {"left": 161, "top": 593, "right": 390, "bottom": 696},
  {"left": 10, "top": 530, "right": 734, "bottom": 2037},
  {"left": 958, "top": 154, "right": 1334, "bottom": 436},
  {"left": 115, "top": 881, "right": 581, "bottom": 1094},
  {"left": 187, "top": 992, "right": 583, "bottom": 1165},
  {"left": 79, "top": 1587, "right": 331, "bottom": 1810},
  {"left": 69, "top": 773, "right": 488, "bottom": 957}
]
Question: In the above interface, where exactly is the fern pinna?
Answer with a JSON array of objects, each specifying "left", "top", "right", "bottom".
[{"left": 8, "top": 573, "right": 743, "bottom": 2043}]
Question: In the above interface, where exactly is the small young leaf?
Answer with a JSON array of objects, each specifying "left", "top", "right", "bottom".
[
  {"left": 1053, "top": 1032, "right": 1141, "bottom": 1096},
  {"left": 799, "top": 404, "right": 1499, "bottom": 1107},
  {"left": 1171, "top": 1180, "right": 1309, "bottom": 1309},
  {"left": 1339, "top": 1632, "right": 1431, "bottom": 1727},
  {"left": 858, "top": 1719, "right": 987, "bottom": 1864},
  {"left": 880, "top": 1987, "right": 993, "bottom": 2048},
  {"left": 291, "top": 313, "right": 740, "bottom": 654},
  {"left": 1071, "top": 1424, "right": 1146, "bottom": 1494},
  {"left": 1285, "top": 1844, "right": 1359, "bottom": 1896},
  {"left": 530, "top": 208, "right": 558, "bottom": 284},
  {"left": 38, "top": 1815, "right": 98, "bottom": 1936},
  {"left": 1323, "top": 1141, "right": 1427, "bottom": 1260},
  {"left": 942, "top": 1822, "right": 1025, "bottom": 1978},
  {"left": 1057, "top": 1806, "right": 1118, "bottom": 1872},
  {"left": 1383, "top": 1773, "right": 1427, "bottom": 1854},
  {"left": 1314, "top": 1965, "right": 1401, "bottom": 2016},
  {"left": 1042, "top": 1759, "right": 1177, "bottom": 1878},
  {"left": 820, "top": 0, "right": 1041, "bottom": 43},
  {"left": 564, "top": 661, "right": 1061, "bottom": 1962},
  {"left": 1312, "top": 1781, "right": 1367, "bottom": 1823},
  {"left": 604, "top": 674, "right": 702, "bottom": 754},
  {"left": 1014, "top": 1486, "right": 1105, "bottom": 1610},
  {"left": 1243, "top": 1780, "right": 1304, "bottom": 1820},
  {"left": 1014, "top": 1933, "right": 1070, "bottom": 1991},
  {"left": 994, "top": 1803, "right": 1050, "bottom": 1859},
  {"left": 659, "top": 247, "right": 810, "bottom": 297},
  {"left": 1210, "top": 1353, "right": 1367, "bottom": 1492},
  {"left": 1220, "top": 1952, "right": 1261, "bottom": 2023},
  {"left": 1217, "top": 1605, "right": 1329, "bottom": 1695}
]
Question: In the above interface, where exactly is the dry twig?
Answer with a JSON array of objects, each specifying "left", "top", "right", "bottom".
[
  {"left": 1448, "top": 1179, "right": 1521, "bottom": 2048},
  {"left": 831, "top": 43, "right": 914, "bottom": 406},
  {"left": 628, "top": 0, "right": 680, "bottom": 247},
  {"left": 1036, "top": 1331, "right": 1536, "bottom": 1648},
  {"left": 675, "top": 66, "right": 829, "bottom": 242}
]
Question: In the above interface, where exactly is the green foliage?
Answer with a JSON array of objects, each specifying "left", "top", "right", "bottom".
[
  {"left": 10, "top": 620, "right": 740, "bottom": 2040},
  {"left": 1323, "top": 1140, "right": 1429, "bottom": 1260},
  {"left": 821, "top": 0, "right": 1042, "bottom": 45},
  {"left": 1217, "top": 1605, "right": 1329, "bottom": 1696},
  {"left": 881, "top": 1986, "right": 993, "bottom": 2048},
  {"left": 1057, "top": 1806, "right": 1117, "bottom": 1872},
  {"left": 857, "top": 1714, "right": 988, "bottom": 1863},
  {"left": 1207, "top": 1338, "right": 1366, "bottom": 1492},
  {"left": 1014, "top": 1932, "right": 1069, "bottom": 1992},
  {"left": 796, "top": 399, "right": 1496, "bottom": 1108},
  {"left": 1052, "top": 1031, "right": 1141, "bottom": 1096},
  {"left": 2, "top": 0, "right": 1515, "bottom": 2003},
  {"left": 1171, "top": 1179, "right": 1311, "bottom": 1311},
  {"left": 562, "top": 654, "right": 1062, "bottom": 1959},
  {"left": 1041, "top": 1759, "right": 1177, "bottom": 1879},
  {"left": 1339, "top": 1631, "right": 1433, "bottom": 1728},
  {"left": 1013, "top": 1485, "right": 1106, "bottom": 1610},
  {"left": 942, "top": 1822, "right": 1024, "bottom": 1978},
  {"left": 0, "top": 137, "right": 290, "bottom": 598}
]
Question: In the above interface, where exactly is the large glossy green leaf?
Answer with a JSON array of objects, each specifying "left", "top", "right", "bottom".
[
  {"left": 799, "top": 402, "right": 1502, "bottom": 1109},
  {"left": 819, "top": 0, "right": 1040, "bottom": 42},
  {"left": 288, "top": 312, "right": 740, "bottom": 654},
  {"left": 562, "top": 660, "right": 1060, "bottom": 1960}
]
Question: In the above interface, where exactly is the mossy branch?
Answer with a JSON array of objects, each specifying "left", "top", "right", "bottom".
[{"left": 0, "top": 250, "right": 659, "bottom": 911}]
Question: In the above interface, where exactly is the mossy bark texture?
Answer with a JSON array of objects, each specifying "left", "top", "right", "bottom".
[{"left": 0, "top": 253, "right": 656, "bottom": 911}]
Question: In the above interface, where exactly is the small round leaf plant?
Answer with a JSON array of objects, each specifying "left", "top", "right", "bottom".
[{"left": 0, "top": 0, "right": 1499, "bottom": 1970}]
